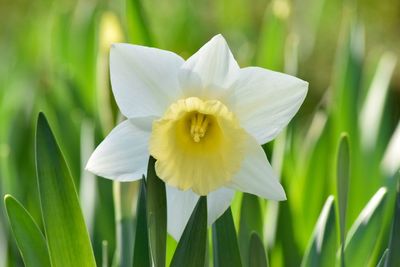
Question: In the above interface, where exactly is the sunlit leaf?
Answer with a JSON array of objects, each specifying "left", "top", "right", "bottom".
[
  {"left": 301, "top": 196, "right": 337, "bottom": 267},
  {"left": 147, "top": 156, "right": 167, "bottom": 267},
  {"left": 212, "top": 207, "right": 242, "bottom": 267},
  {"left": 4, "top": 195, "right": 51, "bottom": 267},
  {"left": 170, "top": 197, "right": 207, "bottom": 267},
  {"left": 35, "top": 113, "right": 96, "bottom": 267},
  {"left": 344, "top": 187, "right": 387, "bottom": 266}
]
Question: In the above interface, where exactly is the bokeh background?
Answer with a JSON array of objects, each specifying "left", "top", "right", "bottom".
[{"left": 1, "top": 0, "right": 399, "bottom": 266}]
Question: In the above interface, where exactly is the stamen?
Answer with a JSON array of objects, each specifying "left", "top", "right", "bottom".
[{"left": 190, "top": 113, "right": 210, "bottom": 142}]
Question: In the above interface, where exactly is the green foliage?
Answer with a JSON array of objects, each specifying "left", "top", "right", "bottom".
[
  {"left": 170, "top": 197, "right": 208, "bottom": 267},
  {"left": 1, "top": 0, "right": 399, "bottom": 266},
  {"left": 212, "top": 208, "right": 242, "bottom": 267},
  {"left": 344, "top": 188, "right": 388, "bottom": 266},
  {"left": 301, "top": 196, "right": 337, "bottom": 267},
  {"left": 249, "top": 232, "right": 269, "bottom": 267},
  {"left": 35, "top": 113, "right": 96, "bottom": 267},
  {"left": 4, "top": 195, "right": 51, "bottom": 267},
  {"left": 132, "top": 179, "right": 151, "bottom": 267},
  {"left": 239, "top": 193, "right": 263, "bottom": 266},
  {"left": 387, "top": 177, "right": 400, "bottom": 267},
  {"left": 336, "top": 134, "right": 350, "bottom": 266},
  {"left": 146, "top": 156, "right": 167, "bottom": 267}
]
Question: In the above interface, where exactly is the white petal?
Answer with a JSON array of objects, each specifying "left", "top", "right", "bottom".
[
  {"left": 166, "top": 186, "right": 234, "bottom": 240},
  {"left": 207, "top": 187, "right": 235, "bottom": 226},
  {"left": 85, "top": 120, "right": 150, "bottom": 181},
  {"left": 228, "top": 134, "right": 286, "bottom": 200},
  {"left": 229, "top": 67, "right": 308, "bottom": 144},
  {"left": 110, "top": 43, "right": 185, "bottom": 118},
  {"left": 179, "top": 34, "right": 239, "bottom": 99}
]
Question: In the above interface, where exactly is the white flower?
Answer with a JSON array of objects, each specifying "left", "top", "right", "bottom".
[{"left": 86, "top": 34, "right": 308, "bottom": 240}]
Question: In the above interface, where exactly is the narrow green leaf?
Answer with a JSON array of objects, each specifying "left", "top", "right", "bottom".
[
  {"left": 133, "top": 178, "right": 151, "bottom": 267},
  {"left": 344, "top": 187, "right": 387, "bottom": 266},
  {"left": 170, "top": 197, "right": 207, "bottom": 267},
  {"left": 112, "top": 181, "right": 136, "bottom": 267},
  {"left": 249, "top": 232, "right": 269, "bottom": 267},
  {"left": 126, "top": 0, "right": 153, "bottom": 45},
  {"left": 147, "top": 156, "right": 167, "bottom": 267},
  {"left": 4, "top": 195, "right": 51, "bottom": 267},
  {"left": 212, "top": 207, "right": 242, "bottom": 267},
  {"left": 376, "top": 249, "right": 389, "bottom": 267},
  {"left": 387, "top": 177, "right": 400, "bottom": 267},
  {"left": 301, "top": 196, "right": 337, "bottom": 267},
  {"left": 239, "top": 193, "right": 263, "bottom": 267},
  {"left": 35, "top": 113, "right": 96, "bottom": 267},
  {"left": 336, "top": 133, "right": 350, "bottom": 266}
]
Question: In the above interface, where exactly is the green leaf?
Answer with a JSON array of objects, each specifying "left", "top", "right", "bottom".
[
  {"left": 249, "top": 232, "right": 269, "bottom": 267},
  {"left": 170, "top": 196, "right": 207, "bottom": 267},
  {"left": 147, "top": 156, "right": 167, "bottom": 267},
  {"left": 4, "top": 195, "right": 51, "bottom": 267},
  {"left": 212, "top": 207, "right": 242, "bottom": 267},
  {"left": 344, "top": 187, "right": 387, "bottom": 267},
  {"left": 239, "top": 193, "right": 263, "bottom": 267},
  {"left": 301, "top": 196, "right": 337, "bottom": 267},
  {"left": 387, "top": 177, "right": 400, "bottom": 267},
  {"left": 35, "top": 112, "right": 96, "bottom": 267},
  {"left": 376, "top": 249, "right": 389, "bottom": 267},
  {"left": 336, "top": 133, "right": 350, "bottom": 266},
  {"left": 133, "top": 178, "right": 151, "bottom": 267}
]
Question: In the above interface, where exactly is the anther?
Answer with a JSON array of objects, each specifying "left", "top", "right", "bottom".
[{"left": 190, "top": 113, "right": 209, "bottom": 142}]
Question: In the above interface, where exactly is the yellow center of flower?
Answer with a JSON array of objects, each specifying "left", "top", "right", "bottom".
[
  {"left": 149, "top": 97, "right": 247, "bottom": 195},
  {"left": 190, "top": 112, "right": 210, "bottom": 143}
]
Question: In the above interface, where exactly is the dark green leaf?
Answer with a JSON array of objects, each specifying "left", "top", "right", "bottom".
[
  {"left": 344, "top": 188, "right": 387, "bottom": 266},
  {"left": 4, "top": 195, "right": 51, "bottom": 267},
  {"left": 147, "top": 156, "right": 167, "bottom": 267},
  {"left": 212, "top": 207, "right": 242, "bottom": 267},
  {"left": 301, "top": 196, "right": 337, "bottom": 267},
  {"left": 336, "top": 134, "right": 350, "bottom": 266},
  {"left": 239, "top": 193, "right": 263, "bottom": 266},
  {"left": 35, "top": 113, "right": 96, "bottom": 267},
  {"left": 133, "top": 178, "right": 151, "bottom": 267},
  {"left": 249, "top": 232, "right": 269, "bottom": 267},
  {"left": 387, "top": 177, "right": 400, "bottom": 267},
  {"left": 170, "top": 196, "right": 207, "bottom": 267},
  {"left": 376, "top": 249, "right": 389, "bottom": 267}
]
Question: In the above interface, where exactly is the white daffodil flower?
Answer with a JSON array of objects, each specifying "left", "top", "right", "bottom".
[{"left": 86, "top": 34, "right": 308, "bottom": 240}]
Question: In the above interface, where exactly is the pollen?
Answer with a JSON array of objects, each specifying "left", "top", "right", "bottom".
[
  {"left": 190, "top": 112, "right": 210, "bottom": 142},
  {"left": 149, "top": 97, "right": 247, "bottom": 195}
]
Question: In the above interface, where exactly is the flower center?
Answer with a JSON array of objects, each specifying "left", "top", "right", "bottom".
[
  {"left": 149, "top": 97, "right": 247, "bottom": 195},
  {"left": 190, "top": 112, "right": 210, "bottom": 143}
]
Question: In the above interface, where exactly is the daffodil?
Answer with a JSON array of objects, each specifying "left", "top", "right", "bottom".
[{"left": 86, "top": 34, "right": 308, "bottom": 240}]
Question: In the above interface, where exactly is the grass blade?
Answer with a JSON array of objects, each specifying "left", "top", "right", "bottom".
[
  {"left": 4, "top": 195, "right": 51, "bottom": 267},
  {"left": 249, "top": 232, "right": 269, "bottom": 267},
  {"left": 387, "top": 176, "right": 400, "bottom": 267},
  {"left": 35, "top": 112, "right": 96, "bottom": 267},
  {"left": 301, "top": 196, "right": 337, "bottom": 267},
  {"left": 147, "top": 156, "right": 167, "bottom": 267},
  {"left": 170, "top": 196, "right": 207, "bottom": 267},
  {"left": 344, "top": 187, "right": 387, "bottom": 266},
  {"left": 133, "top": 178, "right": 151, "bottom": 267},
  {"left": 376, "top": 249, "right": 389, "bottom": 267},
  {"left": 239, "top": 193, "right": 263, "bottom": 267},
  {"left": 336, "top": 133, "right": 350, "bottom": 266},
  {"left": 212, "top": 207, "right": 242, "bottom": 267}
]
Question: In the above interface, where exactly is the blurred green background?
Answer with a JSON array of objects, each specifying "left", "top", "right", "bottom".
[{"left": 1, "top": 0, "right": 399, "bottom": 266}]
